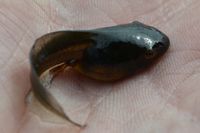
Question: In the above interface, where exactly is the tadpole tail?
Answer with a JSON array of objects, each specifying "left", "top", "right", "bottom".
[
  {"left": 29, "top": 31, "right": 94, "bottom": 127},
  {"left": 30, "top": 64, "right": 83, "bottom": 127}
]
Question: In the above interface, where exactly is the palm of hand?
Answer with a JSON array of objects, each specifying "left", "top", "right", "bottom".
[{"left": 1, "top": 0, "right": 200, "bottom": 133}]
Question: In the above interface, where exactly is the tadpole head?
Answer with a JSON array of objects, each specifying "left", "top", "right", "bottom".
[{"left": 131, "top": 21, "right": 170, "bottom": 59}]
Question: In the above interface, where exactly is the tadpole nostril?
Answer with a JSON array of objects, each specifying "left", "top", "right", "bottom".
[{"left": 145, "top": 50, "right": 155, "bottom": 59}]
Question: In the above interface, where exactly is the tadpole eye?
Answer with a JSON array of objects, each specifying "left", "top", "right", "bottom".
[
  {"left": 152, "top": 42, "right": 164, "bottom": 49},
  {"left": 145, "top": 50, "right": 156, "bottom": 59}
]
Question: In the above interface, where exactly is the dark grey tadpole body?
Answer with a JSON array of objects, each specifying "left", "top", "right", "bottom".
[{"left": 30, "top": 21, "right": 170, "bottom": 127}]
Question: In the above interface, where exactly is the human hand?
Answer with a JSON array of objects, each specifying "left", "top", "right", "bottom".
[{"left": 1, "top": 0, "right": 200, "bottom": 133}]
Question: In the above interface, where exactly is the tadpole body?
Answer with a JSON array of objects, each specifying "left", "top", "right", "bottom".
[{"left": 30, "top": 21, "right": 170, "bottom": 127}]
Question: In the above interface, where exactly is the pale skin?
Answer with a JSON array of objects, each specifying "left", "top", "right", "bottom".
[{"left": 1, "top": 0, "right": 200, "bottom": 133}]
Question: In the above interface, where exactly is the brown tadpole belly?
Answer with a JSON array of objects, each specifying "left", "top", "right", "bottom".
[{"left": 29, "top": 21, "right": 170, "bottom": 127}]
